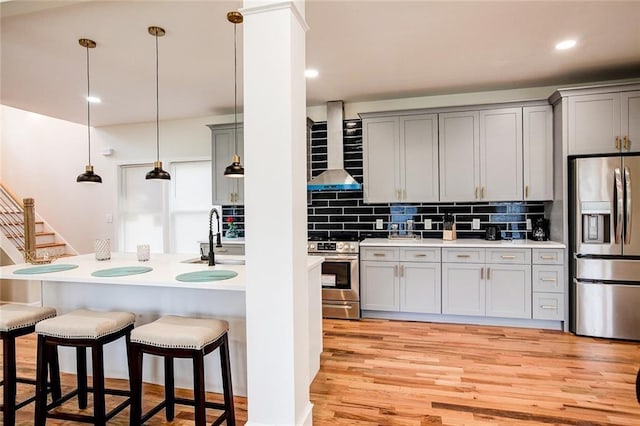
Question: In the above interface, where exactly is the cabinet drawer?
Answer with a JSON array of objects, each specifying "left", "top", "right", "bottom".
[
  {"left": 486, "top": 248, "right": 531, "bottom": 264},
  {"left": 400, "top": 247, "right": 441, "bottom": 262},
  {"left": 532, "top": 292, "right": 565, "bottom": 320},
  {"left": 533, "top": 249, "right": 564, "bottom": 265},
  {"left": 361, "top": 247, "right": 399, "bottom": 261},
  {"left": 442, "top": 248, "right": 484, "bottom": 263},
  {"left": 532, "top": 265, "right": 564, "bottom": 293}
]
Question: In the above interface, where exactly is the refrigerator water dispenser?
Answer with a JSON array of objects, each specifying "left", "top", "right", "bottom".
[{"left": 580, "top": 202, "right": 610, "bottom": 244}]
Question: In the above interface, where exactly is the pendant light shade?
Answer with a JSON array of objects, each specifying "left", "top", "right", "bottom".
[
  {"left": 146, "top": 26, "right": 170, "bottom": 181},
  {"left": 77, "top": 38, "right": 102, "bottom": 184},
  {"left": 224, "top": 11, "right": 244, "bottom": 178}
]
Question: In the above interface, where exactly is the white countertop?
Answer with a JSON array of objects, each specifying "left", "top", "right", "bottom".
[
  {"left": 361, "top": 237, "right": 565, "bottom": 249},
  {"left": 0, "top": 252, "right": 323, "bottom": 291},
  {"left": 199, "top": 238, "right": 245, "bottom": 245}
]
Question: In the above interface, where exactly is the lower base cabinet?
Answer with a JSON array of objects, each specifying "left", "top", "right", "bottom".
[
  {"left": 360, "top": 261, "right": 398, "bottom": 311},
  {"left": 442, "top": 263, "right": 485, "bottom": 315},
  {"left": 401, "top": 262, "right": 441, "bottom": 314},
  {"left": 485, "top": 264, "right": 532, "bottom": 319}
]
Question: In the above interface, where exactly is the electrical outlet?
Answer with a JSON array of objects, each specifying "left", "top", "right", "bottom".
[
  {"left": 526, "top": 218, "right": 532, "bottom": 230},
  {"left": 375, "top": 219, "right": 384, "bottom": 230},
  {"left": 424, "top": 219, "right": 432, "bottom": 230},
  {"left": 472, "top": 218, "right": 480, "bottom": 230}
]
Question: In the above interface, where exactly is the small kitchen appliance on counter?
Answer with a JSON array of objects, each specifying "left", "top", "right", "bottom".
[
  {"left": 485, "top": 225, "right": 502, "bottom": 241},
  {"left": 443, "top": 214, "right": 456, "bottom": 240},
  {"left": 532, "top": 218, "right": 550, "bottom": 241},
  {"left": 307, "top": 235, "right": 360, "bottom": 319}
]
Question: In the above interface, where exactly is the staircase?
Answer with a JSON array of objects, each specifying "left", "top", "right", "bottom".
[{"left": 0, "top": 183, "right": 75, "bottom": 264}]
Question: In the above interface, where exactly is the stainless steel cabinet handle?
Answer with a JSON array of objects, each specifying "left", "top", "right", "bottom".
[
  {"left": 481, "top": 187, "right": 486, "bottom": 199},
  {"left": 394, "top": 265, "right": 398, "bottom": 276},
  {"left": 624, "top": 136, "right": 630, "bottom": 151},
  {"left": 403, "top": 189, "right": 406, "bottom": 200},
  {"left": 480, "top": 267, "right": 484, "bottom": 280},
  {"left": 616, "top": 136, "right": 621, "bottom": 150},
  {"left": 396, "top": 189, "right": 401, "bottom": 200},
  {"left": 415, "top": 254, "right": 427, "bottom": 257},
  {"left": 615, "top": 167, "right": 623, "bottom": 244},
  {"left": 540, "top": 305, "right": 556, "bottom": 310},
  {"left": 373, "top": 253, "right": 386, "bottom": 257},
  {"left": 456, "top": 254, "right": 470, "bottom": 258},
  {"left": 400, "top": 265, "right": 404, "bottom": 277},
  {"left": 525, "top": 185, "right": 529, "bottom": 198},
  {"left": 487, "top": 267, "right": 491, "bottom": 280},
  {"left": 540, "top": 277, "right": 557, "bottom": 282},
  {"left": 625, "top": 166, "right": 632, "bottom": 244},
  {"left": 500, "top": 255, "right": 516, "bottom": 259},
  {"left": 540, "top": 255, "right": 555, "bottom": 260},
  {"left": 475, "top": 187, "right": 479, "bottom": 200}
]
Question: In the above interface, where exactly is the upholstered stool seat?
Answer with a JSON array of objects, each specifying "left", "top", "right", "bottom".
[
  {"left": 0, "top": 304, "right": 59, "bottom": 426},
  {"left": 128, "top": 315, "right": 235, "bottom": 426},
  {"left": 34, "top": 309, "right": 135, "bottom": 426}
]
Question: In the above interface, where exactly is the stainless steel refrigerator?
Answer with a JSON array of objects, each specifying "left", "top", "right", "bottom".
[{"left": 570, "top": 155, "right": 640, "bottom": 340}]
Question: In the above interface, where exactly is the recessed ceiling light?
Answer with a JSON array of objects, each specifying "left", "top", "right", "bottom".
[
  {"left": 555, "top": 39, "right": 577, "bottom": 50},
  {"left": 87, "top": 96, "right": 101, "bottom": 103},
  {"left": 305, "top": 69, "right": 319, "bottom": 78}
]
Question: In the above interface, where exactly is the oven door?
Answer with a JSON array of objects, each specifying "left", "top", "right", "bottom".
[{"left": 316, "top": 254, "right": 359, "bottom": 301}]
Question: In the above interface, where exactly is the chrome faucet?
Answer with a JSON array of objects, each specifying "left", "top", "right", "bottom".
[{"left": 208, "top": 208, "right": 223, "bottom": 266}]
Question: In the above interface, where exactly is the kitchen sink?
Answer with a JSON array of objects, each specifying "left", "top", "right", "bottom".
[{"left": 181, "top": 257, "right": 245, "bottom": 265}]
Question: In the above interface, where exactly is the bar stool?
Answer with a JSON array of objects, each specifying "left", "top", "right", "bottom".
[
  {"left": 128, "top": 315, "right": 235, "bottom": 426},
  {"left": 0, "top": 304, "right": 59, "bottom": 426},
  {"left": 33, "top": 308, "right": 135, "bottom": 425}
]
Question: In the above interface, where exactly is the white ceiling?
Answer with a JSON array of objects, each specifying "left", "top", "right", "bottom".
[{"left": 1, "top": 0, "right": 639, "bottom": 127}]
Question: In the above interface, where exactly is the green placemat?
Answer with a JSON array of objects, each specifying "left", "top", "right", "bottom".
[
  {"left": 14, "top": 264, "right": 79, "bottom": 275},
  {"left": 175, "top": 270, "right": 238, "bottom": 282},
  {"left": 91, "top": 266, "right": 153, "bottom": 277}
]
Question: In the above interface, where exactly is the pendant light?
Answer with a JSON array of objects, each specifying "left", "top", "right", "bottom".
[
  {"left": 76, "top": 38, "right": 102, "bottom": 184},
  {"left": 223, "top": 11, "right": 244, "bottom": 178},
  {"left": 146, "top": 26, "right": 171, "bottom": 180}
]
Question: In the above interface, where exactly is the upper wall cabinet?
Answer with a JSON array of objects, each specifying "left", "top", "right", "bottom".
[
  {"left": 523, "top": 105, "right": 553, "bottom": 201},
  {"left": 440, "top": 107, "right": 523, "bottom": 202},
  {"left": 362, "top": 114, "right": 439, "bottom": 203},
  {"left": 568, "top": 91, "right": 640, "bottom": 155},
  {"left": 208, "top": 124, "right": 244, "bottom": 205}
]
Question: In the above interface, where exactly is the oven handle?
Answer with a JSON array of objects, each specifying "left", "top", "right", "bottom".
[
  {"left": 322, "top": 303, "right": 354, "bottom": 310},
  {"left": 310, "top": 254, "right": 359, "bottom": 262}
]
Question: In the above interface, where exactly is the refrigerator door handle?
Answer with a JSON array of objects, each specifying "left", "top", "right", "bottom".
[
  {"left": 615, "top": 167, "right": 623, "bottom": 244},
  {"left": 625, "top": 166, "right": 632, "bottom": 244}
]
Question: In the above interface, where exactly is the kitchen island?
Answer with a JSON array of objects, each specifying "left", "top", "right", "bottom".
[{"left": 0, "top": 252, "right": 324, "bottom": 397}]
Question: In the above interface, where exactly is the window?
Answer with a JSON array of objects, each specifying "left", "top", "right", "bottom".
[{"left": 118, "top": 160, "right": 213, "bottom": 254}]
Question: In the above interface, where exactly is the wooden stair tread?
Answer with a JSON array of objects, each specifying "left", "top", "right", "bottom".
[{"left": 18, "top": 242, "right": 66, "bottom": 250}]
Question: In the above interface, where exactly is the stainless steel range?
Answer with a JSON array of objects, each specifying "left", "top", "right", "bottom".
[{"left": 307, "top": 237, "right": 360, "bottom": 319}]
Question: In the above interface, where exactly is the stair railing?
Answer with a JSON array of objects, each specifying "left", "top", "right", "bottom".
[{"left": 0, "top": 183, "right": 26, "bottom": 252}]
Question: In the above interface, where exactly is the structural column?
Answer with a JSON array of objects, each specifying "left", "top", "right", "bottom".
[{"left": 242, "top": 1, "right": 311, "bottom": 425}]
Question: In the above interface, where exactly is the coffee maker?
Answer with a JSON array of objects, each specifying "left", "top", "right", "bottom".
[{"left": 532, "top": 218, "right": 550, "bottom": 241}]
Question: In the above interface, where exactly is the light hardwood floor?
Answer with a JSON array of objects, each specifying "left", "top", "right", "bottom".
[{"left": 4, "top": 319, "right": 640, "bottom": 425}]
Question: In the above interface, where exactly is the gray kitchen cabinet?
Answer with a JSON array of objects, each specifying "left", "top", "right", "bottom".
[
  {"left": 440, "top": 107, "right": 523, "bottom": 202},
  {"left": 532, "top": 248, "right": 565, "bottom": 320},
  {"left": 442, "top": 262, "right": 485, "bottom": 316},
  {"left": 443, "top": 247, "right": 531, "bottom": 319},
  {"left": 208, "top": 123, "right": 244, "bottom": 205},
  {"left": 568, "top": 90, "right": 640, "bottom": 155},
  {"left": 523, "top": 105, "right": 554, "bottom": 200},
  {"left": 361, "top": 260, "right": 399, "bottom": 311},
  {"left": 362, "top": 114, "right": 439, "bottom": 203},
  {"left": 361, "top": 247, "right": 441, "bottom": 314},
  {"left": 438, "top": 111, "right": 479, "bottom": 202}
]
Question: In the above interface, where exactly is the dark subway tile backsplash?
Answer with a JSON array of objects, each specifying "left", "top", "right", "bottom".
[{"left": 224, "top": 119, "right": 548, "bottom": 241}]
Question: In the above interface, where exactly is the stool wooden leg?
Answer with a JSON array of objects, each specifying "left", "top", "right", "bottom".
[
  {"left": 164, "top": 355, "right": 175, "bottom": 421},
  {"left": 2, "top": 335, "right": 17, "bottom": 426},
  {"left": 128, "top": 344, "right": 143, "bottom": 426},
  {"left": 91, "top": 342, "right": 106, "bottom": 426},
  {"left": 220, "top": 334, "right": 236, "bottom": 426},
  {"left": 76, "top": 346, "right": 88, "bottom": 409},
  {"left": 34, "top": 335, "right": 49, "bottom": 426},
  {"left": 47, "top": 345, "right": 61, "bottom": 401},
  {"left": 193, "top": 352, "right": 206, "bottom": 426}
]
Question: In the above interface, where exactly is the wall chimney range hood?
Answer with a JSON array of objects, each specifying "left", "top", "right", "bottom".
[{"left": 307, "top": 101, "right": 362, "bottom": 191}]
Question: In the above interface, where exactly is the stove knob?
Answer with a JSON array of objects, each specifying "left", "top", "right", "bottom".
[
  {"left": 349, "top": 244, "right": 355, "bottom": 251},
  {"left": 337, "top": 242, "right": 344, "bottom": 250},
  {"left": 308, "top": 243, "right": 315, "bottom": 251}
]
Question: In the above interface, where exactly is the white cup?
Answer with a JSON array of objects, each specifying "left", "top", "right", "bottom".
[
  {"left": 137, "top": 244, "right": 150, "bottom": 262},
  {"left": 95, "top": 239, "right": 111, "bottom": 261}
]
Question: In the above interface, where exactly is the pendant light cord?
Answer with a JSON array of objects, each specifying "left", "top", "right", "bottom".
[
  {"left": 233, "top": 22, "right": 238, "bottom": 156},
  {"left": 86, "top": 44, "right": 92, "bottom": 166},
  {"left": 155, "top": 32, "right": 160, "bottom": 163}
]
